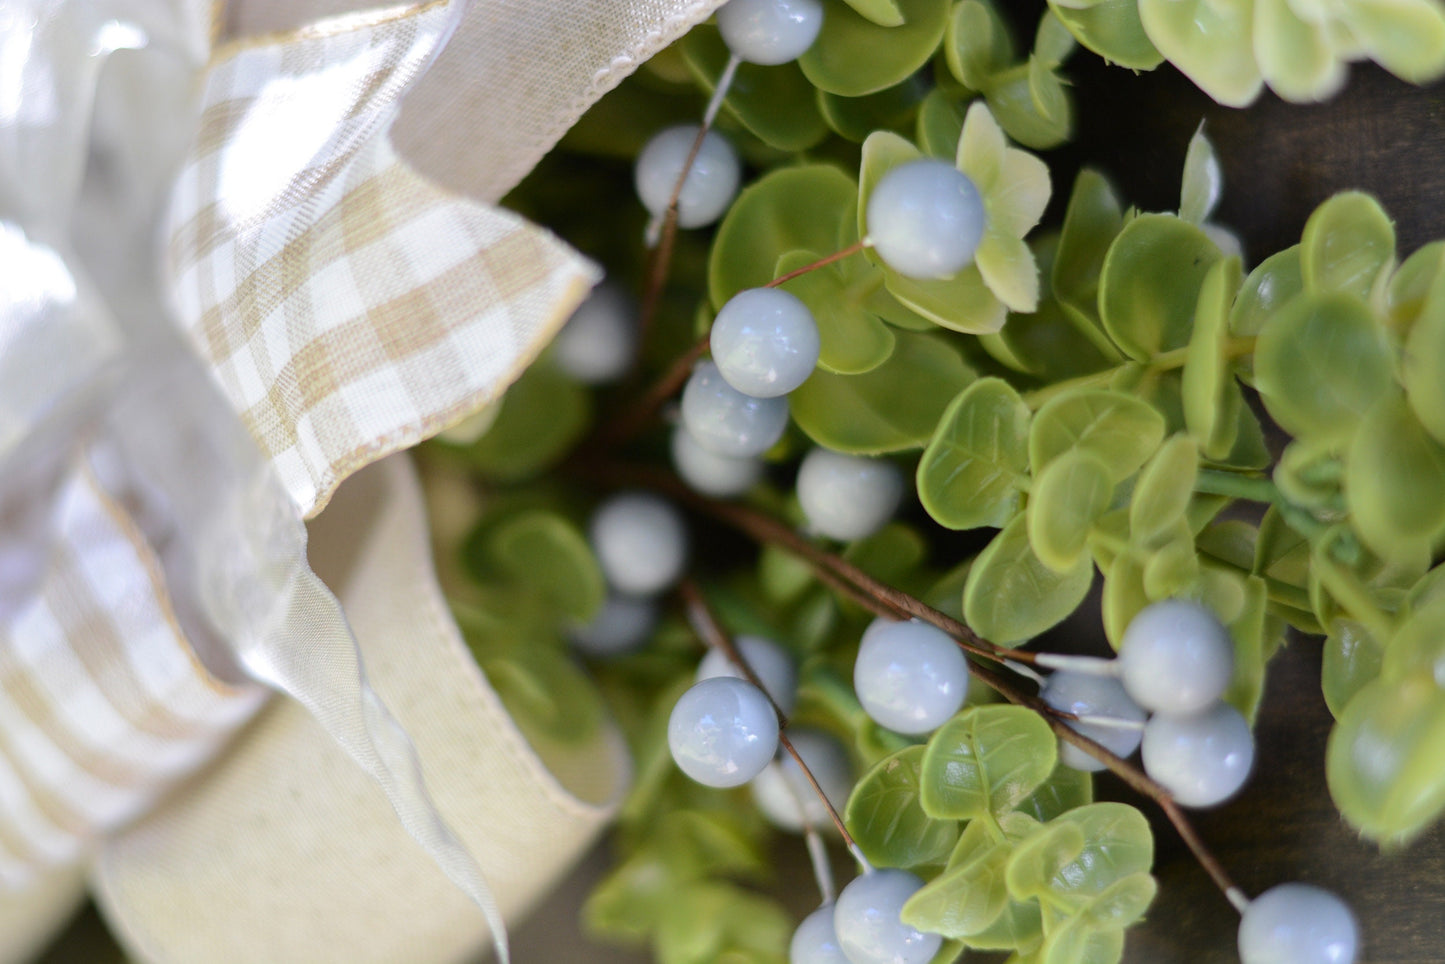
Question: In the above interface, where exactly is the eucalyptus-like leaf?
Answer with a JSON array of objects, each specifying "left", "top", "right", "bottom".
[
  {"left": 775, "top": 249, "right": 896, "bottom": 374},
  {"left": 917, "top": 89, "right": 967, "bottom": 158},
  {"left": 917, "top": 377, "right": 1032, "bottom": 530},
  {"left": 1182, "top": 257, "right": 1243, "bottom": 459},
  {"left": 965, "top": 514, "right": 1095, "bottom": 644},
  {"left": 710, "top": 165, "right": 856, "bottom": 308},
  {"left": 1253, "top": 291, "right": 1396, "bottom": 445},
  {"left": 946, "top": 0, "right": 1016, "bottom": 90},
  {"left": 1137, "top": 0, "right": 1264, "bottom": 107},
  {"left": 1327, "top": 671, "right": 1445, "bottom": 844},
  {"left": 469, "top": 361, "right": 592, "bottom": 480},
  {"left": 846, "top": 745, "right": 961, "bottom": 867},
  {"left": 1300, "top": 191, "right": 1397, "bottom": 300},
  {"left": 819, "top": 77, "right": 928, "bottom": 143},
  {"left": 1098, "top": 213, "right": 1222, "bottom": 360},
  {"left": 919, "top": 705, "right": 1059, "bottom": 820},
  {"left": 790, "top": 331, "right": 975, "bottom": 453},
  {"left": 1346, "top": 389, "right": 1445, "bottom": 565},
  {"left": 1402, "top": 267, "right": 1445, "bottom": 445},
  {"left": 799, "top": 0, "right": 951, "bottom": 96},
  {"left": 842, "top": 0, "right": 906, "bottom": 27},
  {"left": 1129, "top": 435, "right": 1200, "bottom": 548},
  {"left": 1179, "top": 124, "right": 1222, "bottom": 225},
  {"left": 1030, "top": 388, "right": 1167, "bottom": 481},
  {"left": 1322, "top": 618, "right": 1385, "bottom": 719},
  {"left": 1028, "top": 448, "right": 1115, "bottom": 572},
  {"left": 1253, "top": 0, "right": 1346, "bottom": 103},
  {"left": 682, "top": 26, "right": 829, "bottom": 151},
  {"left": 1048, "top": 0, "right": 1164, "bottom": 71}
]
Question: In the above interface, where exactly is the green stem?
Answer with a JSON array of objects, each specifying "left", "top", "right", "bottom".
[{"left": 1193, "top": 469, "right": 1281, "bottom": 504}]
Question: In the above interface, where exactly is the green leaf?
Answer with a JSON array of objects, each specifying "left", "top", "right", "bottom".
[
  {"left": 1179, "top": 124, "right": 1222, "bottom": 225},
  {"left": 681, "top": 26, "right": 829, "bottom": 151},
  {"left": 1327, "top": 671, "right": 1445, "bottom": 844},
  {"left": 584, "top": 847, "right": 677, "bottom": 941},
  {"left": 965, "top": 514, "right": 1095, "bottom": 644},
  {"left": 1098, "top": 213, "right": 1222, "bottom": 361},
  {"left": 1389, "top": 239, "right": 1445, "bottom": 331},
  {"left": 477, "top": 511, "right": 605, "bottom": 622},
  {"left": 883, "top": 262, "right": 1010, "bottom": 334},
  {"left": 1402, "top": 267, "right": 1445, "bottom": 445},
  {"left": 1014, "top": 765, "right": 1095, "bottom": 823},
  {"left": 775, "top": 249, "right": 896, "bottom": 374},
  {"left": 903, "top": 836, "right": 1014, "bottom": 938},
  {"left": 1300, "top": 192, "right": 1397, "bottom": 300},
  {"left": 1322, "top": 618, "right": 1385, "bottom": 718},
  {"left": 710, "top": 165, "right": 856, "bottom": 309},
  {"left": 1036, "top": 9, "right": 1079, "bottom": 65},
  {"left": 1231, "top": 245, "right": 1303, "bottom": 338},
  {"left": 945, "top": 0, "right": 1016, "bottom": 90},
  {"left": 1222, "top": 575, "right": 1270, "bottom": 722},
  {"left": 846, "top": 745, "right": 961, "bottom": 867},
  {"left": 982, "top": 59, "right": 1073, "bottom": 150},
  {"left": 1028, "top": 449, "right": 1114, "bottom": 572},
  {"left": 842, "top": 0, "right": 906, "bottom": 27},
  {"left": 917, "top": 378, "right": 1032, "bottom": 530},
  {"left": 1052, "top": 169, "right": 1124, "bottom": 337},
  {"left": 1042, "top": 920, "right": 1126, "bottom": 964},
  {"left": 1005, "top": 820, "right": 1087, "bottom": 901},
  {"left": 844, "top": 522, "right": 930, "bottom": 591},
  {"left": 1253, "top": 292, "right": 1396, "bottom": 445},
  {"left": 1047, "top": 0, "right": 1163, "bottom": 71},
  {"left": 1084, "top": 873, "right": 1158, "bottom": 929},
  {"left": 818, "top": 77, "right": 928, "bottom": 143},
  {"left": 1044, "top": 802, "right": 1155, "bottom": 898},
  {"left": 1182, "top": 255, "right": 1243, "bottom": 458},
  {"left": 1030, "top": 389, "right": 1167, "bottom": 482},
  {"left": 479, "top": 644, "right": 605, "bottom": 748},
  {"left": 1346, "top": 389, "right": 1445, "bottom": 565},
  {"left": 1129, "top": 435, "right": 1200, "bottom": 548},
  {"left": 1100, "top": 552, "right": 1148, "bottom": 649},
  {"left": 790, "top": 331, "right": 976, "bottom": 453},
  {"left": 656, "top": 883, "right": 792, "bottom": 964},
  {"left": 1253, "top": 0, "right": 1343, "bottom": 103},
  {"left": 469, "top": 362, "right": 591, "bottom": 480},
  {"left": 1345, "top": 0, "right": 1445, "bottom": 86},
  {"left": 799, "top": 0, "right": 951, "bottom": 96},
  {"left": 919, "top": 705, "right": 1059, "bottom": 820},
  {"left": 916, "top": 90, "right": 967, "bottom": 159},
  {"left": 1137, "top": 0, "right": 1264, "bottom": 107}
]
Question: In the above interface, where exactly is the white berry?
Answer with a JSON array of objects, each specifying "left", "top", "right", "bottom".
[
  {"left": 568, "top": 593, "right": 657, "bottom": 657},
  {"left": 1238, "top": 883, "right": 1359, "bottom": 964},
  {"left": 797, "top": 448, "right": 904, "bottom": 541},
  {"left": 1141, "top": 701, "right": 1255, "bottom": 808},
  {"left": 833, "top": 870, "right": 941, "bottom": 964},
  {"left": 635, "top": 125, "right": 740, "bottom": 229},
  {"left": 668, "top": 676, "right": 780, "bottom": 788},
  {"left": 671, "top": 423, "right": 763, "bottom": 497},
  {"left": 1119, "top": 599, "right": 1235, "bottom": 714},
  {"left": 589, "top": 492, "right": 688, "bottom": 597},
  {"left": 791, "top": 902, "right": 850, "bottom": 964},
  {"left": 854, "top": 619, "right": 969, "bottom": 735},
  {"left": 697, "top": 634, "right": 798, "bottom": 714},
  {"left": 866, "top": 159, "right": 986, "bottom": 280},
  {"left": 681, "top": 360, "right": 790, "bottom": 458},
  {"left": 1041, "top": 670, "right": 1147, "bottom": 772},
  {"left": 711, "top": 287, "right": 821, "bottom": 398},
  {"left": 550, "top": 284, "right": 635, "bottom": 384},
  {"left": 717, "top": 0, "right": 825, "bottom": 65},
  {"left": 752, "top": 728, "right": 852, "bottom": 832}
]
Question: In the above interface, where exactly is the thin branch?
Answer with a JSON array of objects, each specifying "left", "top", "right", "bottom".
[
  {"left": 592, "top": 335, "right": 709, "bottom": 449},
  {"left": 766, "top": 240, "right": 868, "bottom": 289}
]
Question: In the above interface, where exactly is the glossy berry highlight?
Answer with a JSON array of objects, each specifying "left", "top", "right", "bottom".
[
  {"left": 635, "top": 125, "right": 740, "bottom": 229},
  {"left": 866, "top": 159, "right": 986, "bottom": 280},
  {"left": 853, "top": 618, "right": 969, "bottom": 735},
  {"left": 668, "top": 676, "right": 780, "bottom": 788},
  {"left": 717, "top": 0, "right": 825, "bottom": 65},
  {"left": 833, "top": 869, "right": 941, "bottom": 964},
  {"left": 710, "top": 287, "right": 820, "bottom": 398},
  {"left": 1118, "top": 598, "right": 1235, "bottom": 715}
]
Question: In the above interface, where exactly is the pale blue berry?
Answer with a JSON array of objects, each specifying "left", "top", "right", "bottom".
[
  {"left": 1119, "top": 599, "right": 1234, "bottom": 714},
  {"left": 589, "top": 492, "right": 688, "bottom": 597},
  {"left": 635, "top": 125, "right": 740, "bottom": 229},
  {"left": 866, "top": 160, "right": 986, "bottom": 280},
  {"left": 797, "top": 448, "right": 904, "bottom": 541},
  {"left": 711, "top": 287, "right": 820, "bottom": 398},
  {"left": 718, "top": 0, "right": 825, "bottom": 65},
  {"left": 681, "top": 360, "right": 789, "bottom": 458},
  {"left": 697, "top": 634, "right": 798, "bottom": 714},
  {"left": 1238, "top": 883, "right": 1358, "bottom": 964},
  {"left": 668, "top": 677, "right": 780, "bottom": 787},
  {"left": 1141, "top": 701, "right": 1254, "bottom": 808},
  {"left": 790, "top": 902, "right": 850, "bottom": 964},
  {"left": 854, "top": 619, "right": 968, "bottom": 735},
  {"left": 568, "top": 593, "right": 657, "bottom": 657},
  {"left": 834, "top": 870, "right": 940, "bottom": 964},
  {"left": 670, "top": 423, "right": 763, "bottom": 497},
  {"left": 1041, "top": 670, "right": 1147, "bottom": 772},
  {"left": 752, "top": 728, "right": 852, "bottom": 833},
  {"left": 551, "top": 284, "right": 635, "bottom": 384}
]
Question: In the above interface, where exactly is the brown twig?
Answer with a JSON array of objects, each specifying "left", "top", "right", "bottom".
[
  {"left": 766, "top": 240, "right": 868, "bottom": 289},
  {"left": 592, "top": 335, "right": 709, "bottom": 450}
]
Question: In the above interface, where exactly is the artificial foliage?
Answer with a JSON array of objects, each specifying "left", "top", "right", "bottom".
[{"left": 425, "top": 0, "right": 1445, "bottom": 960}]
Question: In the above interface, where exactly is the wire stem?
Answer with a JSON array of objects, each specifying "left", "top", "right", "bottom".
[{"left": 766, "top": 239, "right": 869, "bottom": 289}]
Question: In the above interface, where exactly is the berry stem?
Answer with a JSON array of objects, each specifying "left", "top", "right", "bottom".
[
  {"left": 679, "top": 578, "right": 867, "bottom": 867},
  {"left": 702, "top": 54, "right": 742, "bottom": 129},
  {"left": 592, "top": 335, "right": 709, "bottom": 449},
  {"left": 766, "top": 239, "right": 869, "bottom": 289}
]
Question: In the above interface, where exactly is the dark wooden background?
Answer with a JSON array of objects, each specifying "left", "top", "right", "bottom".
[{"left": 35, "top": 18, "right": 1445, "bottom": 964}]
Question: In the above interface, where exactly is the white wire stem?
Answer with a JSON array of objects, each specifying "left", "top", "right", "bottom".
[
  {"left": 1003, "top": 658, "right": 1046, "bottom": 685},
  {"left": 1068, "top": 714, "right": 1146, "bottom": 731},
  {"left": 803, "top": 823, "right": 837, "bottom": 905},
  {"left": 1033, "top": 652, "right": 1120, "bottom": 676}
]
